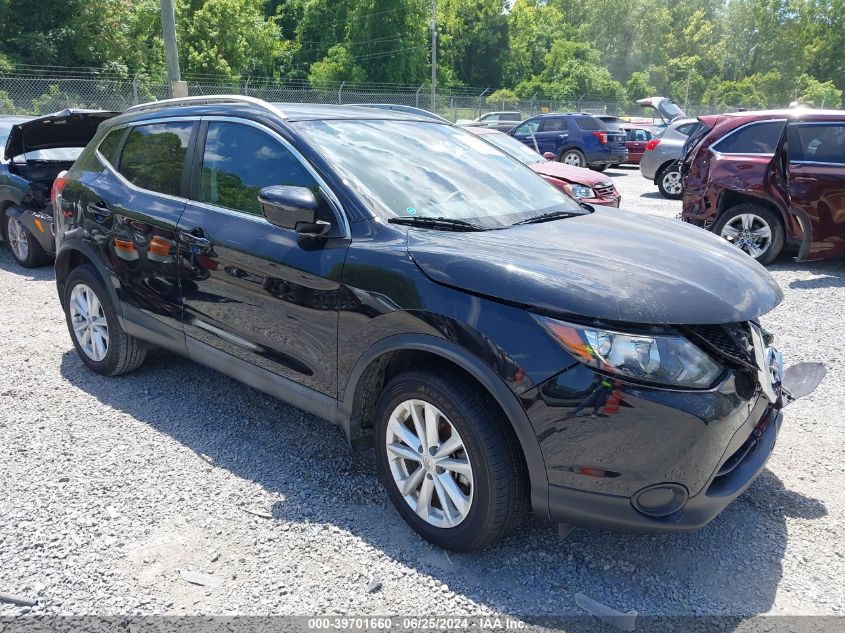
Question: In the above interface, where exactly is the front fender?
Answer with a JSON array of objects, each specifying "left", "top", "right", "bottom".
[{"left": 340, "top": 332, "right": 551, "bottom": 520}]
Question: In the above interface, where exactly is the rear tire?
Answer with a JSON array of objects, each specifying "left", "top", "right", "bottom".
[
  {"left": 374, "top": 367, "right": 528, "bottom": 552},
  {"left": 592, "top": 164, "right": 609, "bottom": 172},
  {"left": 657, "top": 162, "right": 683, "bottom": 199},
  {"left": 559, "top": 149, "right": 586, "bottom": 168},
  {"left": 3, "top": 212, "right": 50, "bottom": 268},
  {"left": 713, "top": 203, "right": 785, "bottom": 265},
  {"left": 63, "top": 264, "right": 148, "bottom": 376}
]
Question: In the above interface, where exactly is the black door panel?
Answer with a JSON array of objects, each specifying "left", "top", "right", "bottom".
[{"left": 179, "top": 119, "right": 349, "bottom": 396}]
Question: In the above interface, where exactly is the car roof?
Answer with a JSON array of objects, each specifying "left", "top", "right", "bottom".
[
  {"left": 111, "top": 100, "right": 444, "bottom": 127},
  {"left": 720, "top": 108, "right": 845, "bottom": 120}
]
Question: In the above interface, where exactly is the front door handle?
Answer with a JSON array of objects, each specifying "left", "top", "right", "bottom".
[
  {"left": 87, "top": 202, "right": 111, "bottom": 218},
  {"left": 180, "top": 230, "right": 211, "bottom": 249}
]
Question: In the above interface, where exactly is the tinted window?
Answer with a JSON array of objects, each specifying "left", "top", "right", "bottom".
[
  {"left": 514, "top": 120, "right": 539, "bottom": 135},
  {"left": 540, "top": 118, "right": 566, "bottom": 132},
  {"left": 97, "top": 129, "right": 123, "bottom": 167},
  {"left": 712, "top": 120, "right": 785, "bottom": 154},
  {"left": 789, "top": 123, "right": 845, "bottom": 164},
  {"left": 675, "top": 122, "right": 697, "bottom": 136},
  {"left": 119, "top": 123, "right": 192, "bottom": 196},
  {"left": 481, "top": 114, "right": 499, "bottom": 122},
  {"left": 573, "top": 116, "right": 602, "bottom": 132},
  {"left": 200, "top": 122, "right": 316, "bottom": 216}
]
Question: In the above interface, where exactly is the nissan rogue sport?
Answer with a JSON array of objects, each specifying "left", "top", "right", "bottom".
[{"left": 53, "top": 97, "right": 822, "bottom": 551}]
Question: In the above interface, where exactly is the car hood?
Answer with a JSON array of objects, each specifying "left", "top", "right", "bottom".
[
  {"left": 4, "top": 108, "right": 118, "bottom": 158},
  {"left": 407, "top": 208, "right": 782, "bottom": 325},
  {"left": 529, "top": 161, "right": 611, "bottom": 188}
]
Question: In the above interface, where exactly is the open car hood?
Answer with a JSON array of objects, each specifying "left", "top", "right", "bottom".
[
  {"left": 4, "top": 109, "right": 118, "bottom": 158},
  {"left": 407, "top": 208, "right": 783, "bottom": 325},
  {"left": 636, "top": 97, "right": 686, "bottom": 123}
]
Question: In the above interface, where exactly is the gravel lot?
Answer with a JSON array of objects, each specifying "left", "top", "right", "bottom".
[{"left": 1, "top": 166, "right": 843, "bottom": 626}]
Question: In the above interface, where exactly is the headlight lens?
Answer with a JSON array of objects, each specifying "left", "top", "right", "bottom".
[
  {"left": 564, "top": 183, "right": 595, "bottom": 199},
  {"left": 533, "top": 315, "right": 723, "bottom": 388}
]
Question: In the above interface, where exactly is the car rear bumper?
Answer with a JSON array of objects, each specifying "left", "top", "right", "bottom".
[{"left": 546, "top": 407, "right": 780, "bottom": 532}]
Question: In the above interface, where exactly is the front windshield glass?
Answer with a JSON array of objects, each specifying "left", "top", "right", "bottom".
[
  {"left": 478, "top": 131, "right": 546, "bottom": 166},
  {"left": 295, "top": 119, "right": 583, "bottom": 228}
]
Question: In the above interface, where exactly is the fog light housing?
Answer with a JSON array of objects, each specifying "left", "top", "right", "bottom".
[{"left": 632, "top": 483, "right": 688, "bottom": 517}]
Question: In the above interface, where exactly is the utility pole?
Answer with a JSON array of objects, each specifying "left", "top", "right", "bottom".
[
  {"left": 430, "top": 0, "right": 437, "bottom": 112},
  {"left": 160, "top": 0, "right": 187, "bottom": 98}
]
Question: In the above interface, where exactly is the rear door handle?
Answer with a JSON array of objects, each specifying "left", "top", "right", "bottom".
[
  {"left": 179, "top": 230, "right": 211, "bottom": 249},
  {"left": 87, "top": 202, "right": 111, "bottom": 218}
]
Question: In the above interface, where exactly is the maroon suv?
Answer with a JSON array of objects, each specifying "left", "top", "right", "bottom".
[{"left": 682, "top": 109, "right": 845, "bottom": 264}]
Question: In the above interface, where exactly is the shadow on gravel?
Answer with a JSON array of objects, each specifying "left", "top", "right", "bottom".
[
  {"left": 773, "top": 258, "right": 845, "bottom": 289},
  {"left": 639, "top": 191, "right": 673, "bottom": 200},
  {"left": 0, "top": 247, "right": 55, "bottom": 281},
  {"left": 60, "top": 347, "right": 827, "bottom": 626}
]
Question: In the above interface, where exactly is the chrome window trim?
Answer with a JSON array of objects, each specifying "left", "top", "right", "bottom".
[
  {"left": 198, "top": 115, "right": 351, "bottom": 239},
  {"left": 710, "top": 119, "right": 787, "bottom": 157},
  {"left": 790, "top": 160, "right": 845, "bottom": 167}
]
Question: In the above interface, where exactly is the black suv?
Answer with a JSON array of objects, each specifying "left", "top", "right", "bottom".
[{"left": 54, "top": 97, "right": 819, "bottom": 551}]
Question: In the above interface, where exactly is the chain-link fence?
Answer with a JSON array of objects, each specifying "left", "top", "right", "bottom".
[{"left": 0, "top": 67, "right": 736, "bottom": 121}]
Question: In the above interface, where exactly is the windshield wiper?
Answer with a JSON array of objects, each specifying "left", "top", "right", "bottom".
[
  {"left": 388, "top": 216, "right": 484, "bottom": 231},
  {"left": 511, "top": 209, "right": 584, "bottom": 226}
]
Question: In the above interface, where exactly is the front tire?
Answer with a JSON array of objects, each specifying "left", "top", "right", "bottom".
[
  {"left": 657, "top": 163, "right": 683, "bottom": 199},
  {"left": 63, "top": 264, "right": 148, "bottom": 376},
  {"left": 4, "top": 213, "right": 50, "bottom": 268},
  {"left": 374, "top": 368, "right": 528, "bottom": 552},
  {"left": 713, "top": 204, "right": 785, "bottom": 265}
]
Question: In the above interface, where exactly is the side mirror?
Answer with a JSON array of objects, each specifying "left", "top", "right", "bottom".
[
  {"left": 258, "top": 185, "right": 330, "bottom": 236},
  {"left": 542, "top": 152, "right": 556, "bottom": 161}
]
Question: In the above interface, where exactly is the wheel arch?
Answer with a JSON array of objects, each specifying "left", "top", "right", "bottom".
[
  {"left": 340, "top": 333, "right": 550, "bottom": 519},
  {"left": 716, "top": 190, "right": 786, "bottom": 228},
  {"left": 55, "top": 242, "right": 122, "bottom": 322},
  {"left": 655, "top": 159, "right": 680, "bottom": 184},
  {"left": 557, "top": 145, "right": 583, "bottom": 161}
]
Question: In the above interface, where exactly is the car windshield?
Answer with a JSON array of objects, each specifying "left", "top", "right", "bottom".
[
  {"left": 295, "top": 119, "right": 583, "bottom": 228},
  {"left": 478, "top": 131, "right": 546, "bottom": 166}
]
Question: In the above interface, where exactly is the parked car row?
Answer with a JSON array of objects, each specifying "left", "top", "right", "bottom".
[{"left": 0, "top": 97, "right": 827, "bottom": 553}]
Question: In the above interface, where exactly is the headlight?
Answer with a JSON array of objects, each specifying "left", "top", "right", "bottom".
[
  {"left": 563, "top": 183, "right": 594, "bottom": 199},
  {"left": 533, "top": 315, "right": 723, "bottom": 388}
]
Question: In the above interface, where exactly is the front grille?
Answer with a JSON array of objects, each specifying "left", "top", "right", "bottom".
[
  {"left": 593, "top": 184, "right": 617, "bottom": 199},
  {"left": 684, "top": 322, "right": 756, "bottom": 369}
]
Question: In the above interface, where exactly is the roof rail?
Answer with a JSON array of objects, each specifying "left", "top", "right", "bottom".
[
  {"left": 352, "top": 103, "right": 452, "bottom": 124},
  {"left": 125, "top": 94, "right": 287, "bottom": 119}
]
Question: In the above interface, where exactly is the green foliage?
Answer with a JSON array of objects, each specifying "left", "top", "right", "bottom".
[
  {"left": 0, "top": 89, "right": 15, "bottom": 114},
  {"left": 797, "top": 75, "right": 843, "bottom": 108},
  {"left": 486, "top": 88, "right": 518, "bottom": 107},
  {"left": 0, "top": 0, "right": 842, "bottom": 109},
  {"left": 180, "top": 0, "right": 281, "bottom": 78}
]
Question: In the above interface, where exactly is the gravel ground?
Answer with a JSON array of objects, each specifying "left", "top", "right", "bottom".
[{"left": 1, "top": 167, "right": 843, "bottom": 627}]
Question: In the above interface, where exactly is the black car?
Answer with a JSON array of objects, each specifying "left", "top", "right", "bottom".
[
  {"left": 53, "top": 96, "right": 822, "bottom": 552},
  {"left": 0, "top": 109, "right": 117, "bottom": 267}
]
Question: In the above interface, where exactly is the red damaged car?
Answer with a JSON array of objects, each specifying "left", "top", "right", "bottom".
[
  {"left": 469, "top": 127, "right": 621, "bottom": 207},
  {"left": 682, "top": 109, "right": 845, "bottom": 264}
]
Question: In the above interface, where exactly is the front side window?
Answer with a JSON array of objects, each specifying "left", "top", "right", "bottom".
[
  {"left": 712, "top": 120, "right": 785, "bottom": 155},
  {"left": 514, "top": 120, "right": 540, "bottom": 135},
  {"left": 200, "top": 122, "right": 317, "bottom": 216},
  {"left": 789, "top": 123, "right": 845, "bottom": 165},
  {"left": 295, "top": 119, "right": 583, "bottom": 228},
  {"left": 119, "top": 122, "right": 193, "bottom": 196}
]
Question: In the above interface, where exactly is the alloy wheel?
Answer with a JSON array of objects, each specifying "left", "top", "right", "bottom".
[
  {"left": 69, "top": 283, "right": 110, "bottom": 362},
  {"left": 385, "top": 399, "right": 474, "bottom": 528},
  {"left": 662, "top": 170, "right": 682, "bottom": 195},
  {"left": 7, "top": 217, "right": 29, "bottom": 262},
  {"left": 562, "top": 151, "right": 583, "bottom": 167},
  {"left": 720, "top": 213, "right": 772, "bottom": 259}
]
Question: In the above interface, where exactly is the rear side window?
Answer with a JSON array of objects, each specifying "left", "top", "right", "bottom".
[
  {"left": 573, "top": 116, "right": 602, "bottom": 132},
  {"left": 540, "top": 118, "right": 566, "bottom": 132},
  {"left": 119, "top": 122, "right": 193, "bottom": 196},
  {"left": 97, "top": 129, "right": 123, "bottom": 167},
  {"left": 712, "top": 120, "right": 785, "bottom": 155},
  {"left": 789, "top": 123, "right": 845, "bottom": 164},
  {"left": 199, "top": 121, "right": 317, "bottom": 216}
]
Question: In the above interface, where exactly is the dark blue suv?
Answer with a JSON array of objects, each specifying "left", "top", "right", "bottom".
[{"left": 509, "top": 113, "right": 627, "bottom": 171}]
